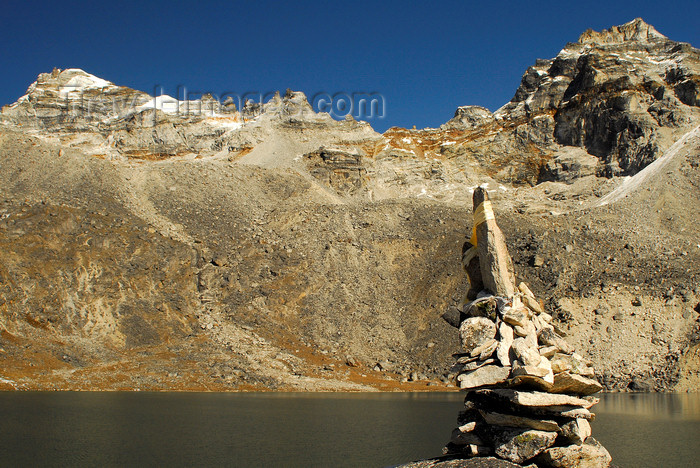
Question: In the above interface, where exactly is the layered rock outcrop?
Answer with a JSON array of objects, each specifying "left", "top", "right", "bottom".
[
  {"left": 375, "top": 18, "right": 700, "bottom": 186},
  {"left": 1, "top": 68, "right": 379, "bottom": 162}
]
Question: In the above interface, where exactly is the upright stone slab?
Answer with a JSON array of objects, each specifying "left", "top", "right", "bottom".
[
  {"left": 472, "top": 188, "right": 516, "bottom": 297},
  {"left": 463, "top": 242, "right": 484, "bottom": 301}
]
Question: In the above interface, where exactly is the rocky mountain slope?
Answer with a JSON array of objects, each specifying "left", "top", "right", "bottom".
[{"left": 0, "top": 19, "right": 698, "bottom": 391}]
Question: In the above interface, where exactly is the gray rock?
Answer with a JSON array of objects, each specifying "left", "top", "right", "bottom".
[
  {"left": 556, "top": 408, "right": 596, "bottom": 420},
  {"left": 471, "top": 338, "right": 498, "bottom": 358},
  {"left": 511, "top": 338, "right": 542, "bottom": 366},
  {"left": 306, "top": 146, "right": 367, "bottom": 193},
  {"left": 468, "top": 389, "right": 597, "bottom": 420},
  {"left": 458, "top": 365, "right": 511, "bottom": 389},
  {"left": 513, "top": 320, "right": 537, "bottom": 338},
  {"left": 479, "top": 389, "right": 596, "bottom": 409},
  {"left": 628, "top": 375, "right": 655, "bottom": 392},
  {"left": 538, "top": 328, "right": 573, "bottom": 354},
  {"left": 455, "top": 358, "right": 496, "bottom": 373},
  {"left": 479, "top": 410, "right": 560, "bottom": 432},
  {"left": 539, "top": 346, "right": 558, "bottom": 358},
  {"left": 532, "top": 315, "right": 552, "bottom": 333},
  {"left": 377, "top": 359, "right": 393, "bottom": 371},
  {"left": 442, "top": 306, "right": 463, "bottom": 328},
  {"left": 443, "top": 105, "right": 495, "bottom": 130},
  {"left": 559, "top": 418, "right": 592, "bottom": 445},
  {"left": 459, "top": 317, "right": 497, "bottom": 351},
  {"left": 456, "top": 354, "right": 480, "bottom": 364},
  {"left": 473, "top": 188, "right": 516, "bottom": 297},
  {"left": 518, "top": 282, "right": 544, "bottom": 314},
  {"left": 536, "top": 436, "right": 611, "bottom": 467},
  {"left": 512, "top": 356, "right": 554, "bottom": 384},
  {"left": 538, "top": 147, "right": 599, "bottom": 183},
  {"left": 450, "top": 428, "right": 485, "bottom": 446},
  {"left": 396, "top": 455, "right": 530, "bottom": 467},
  {"left": 502, "top": 307, "right": 531, "bottom": 328},
  {"left": 492, "top": 428, "right": 558, "bottom": 464},
  {"left": 507, "top": 373, "right": 553, "bottom": 392},
  {"left": 477, "top": 339, "right": 500, "bottom": 361},
  {"left": 550, "top": 372, "right": 603, "bottom": 396},
  {"left": 550, "top": 353, "right": 595, "bottom": 376},
  {"left": 496, "top": 322, "right": 514, "bottom": 367}
]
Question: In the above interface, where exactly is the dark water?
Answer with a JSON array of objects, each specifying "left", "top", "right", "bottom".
[
  {"left": 593, "top": 393, "right": 700, "bottom": 467},
  {"left": 0, "top": 392, "right": 698, "bottom": 467}
]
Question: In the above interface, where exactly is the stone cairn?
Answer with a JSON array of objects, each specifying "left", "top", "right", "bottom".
[{"left": 443, "top": 187, "right": 612, "bottom": 467}]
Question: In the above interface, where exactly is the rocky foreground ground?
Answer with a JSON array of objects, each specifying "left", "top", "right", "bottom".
[{"left": 0, "top": 19, "right": 698, "bottom": 392}]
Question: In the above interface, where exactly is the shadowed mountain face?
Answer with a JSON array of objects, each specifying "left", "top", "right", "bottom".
[{"left": 0, "top": 19, "right": 699, "bottom": 392}]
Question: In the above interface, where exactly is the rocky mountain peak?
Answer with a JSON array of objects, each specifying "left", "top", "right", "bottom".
[
  {"left": 255, "top": 89, "right": 315, "bottom": 120},
  {"left": 578, "top": 18, "right": 667, "bottom": 45},
  {"left": 366, "top": 19, "right": 699, "bottom": 192},
  {"left": 441, "top": 105, "right": 495, "bottom": 130},
  {"left": 16, "top": 67, "right": 137, "bottom": 110},
  {"left": 34, "top": 67, "right": 115, "bottom": 91}
]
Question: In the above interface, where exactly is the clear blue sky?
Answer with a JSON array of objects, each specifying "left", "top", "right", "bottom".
[{"left": 1, "top": 0, "right": 698, "bottom": 132}]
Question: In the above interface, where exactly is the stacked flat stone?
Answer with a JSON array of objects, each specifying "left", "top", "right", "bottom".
[{"left": 443, "top": 188, "right": 611, "bottom": 467}]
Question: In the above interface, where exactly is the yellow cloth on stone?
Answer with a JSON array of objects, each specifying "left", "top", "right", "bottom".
[{"left": 469, "top": 200, "right": 495, "bottom": 246}]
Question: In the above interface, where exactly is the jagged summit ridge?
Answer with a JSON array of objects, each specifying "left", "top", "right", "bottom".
[
  {"left": 1, "top": 67, "right": 378, "bottom": 163},
  {"left": 578, "top": 18, "right": 667, "bottom": 45},
  {"left": 2, "top": 67, "right": 321, "bottom": 128}
]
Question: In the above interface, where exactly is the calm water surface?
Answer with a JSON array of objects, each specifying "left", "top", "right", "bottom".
[{"left": 0, "top": 392, "right": 698, "bottom": 467}]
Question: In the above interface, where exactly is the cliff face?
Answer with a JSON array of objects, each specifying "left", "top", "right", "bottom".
[
  {"left": 0, "top": 19, "right": 699, "bottom": 392},
  {"left": 369, "top": 18, "right": 700, "bottom": 189}
]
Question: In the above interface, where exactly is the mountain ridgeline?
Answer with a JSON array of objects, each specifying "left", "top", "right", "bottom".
[{"left": 0, "top": 19, "right": 698, "bottom": 392}]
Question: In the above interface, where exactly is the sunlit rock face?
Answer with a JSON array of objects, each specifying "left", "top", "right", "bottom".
[
  {"left": 499, "top": 17, "right": 700, "bottom": 178},
  {"left": 376, "top": 18, "right": 700, "bottom": 185}
]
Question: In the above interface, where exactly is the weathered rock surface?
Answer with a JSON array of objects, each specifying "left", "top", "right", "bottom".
[
  {"left": 536, "top": 437, "right": 612, "bottom": 468},
  {"left": 473, "top": 188, "right": 516, "bottom": 297},
  {"left": 502, "top": 308, "right": 531, "bottom": 328},
  {"left": 550, "top": 372, "right": 604, "bottom": 396},
  {"left": 500, "top": 18, "right": 700, "bottom": 179},
  {"left": 460, "top": 317, "right": 498, "bottom": 351},
  {"left": 492, "top": 429, "right": 558, "bottom": 464},
  {"left": 479, "top": 411, "right": 560, "bottom": 432},
  {"left": 397, "top": 456, "right": 535, "bottom": 468},
  {"left": 550, "top": 353, "right": 595, "bottom": 376},
  {"left": 305, "top": 146, "right": 367, "bottom": 194},
  {"left": 378, "top": 19, "right": 700, "bottom": 188},
  {"left": 458, "top": 366, "right": 511, "bottom": 389},
  {"left": 496, "top": 323, "right": 514, "bottom": 367},
  {"left": 484, "top": 389, "right": 596, "bottom": 410},
  {"left": 538, "top": 147, "right": 600, "bottom": 183},
  {"left": 559, "top": 418, "right": 592, "bottom": 445},
  {"left": 511, "top": 339, "right": 542, "bottom": 367},
  {"left": 538, "top": 328, "right": 573, "bottom": 354}
]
